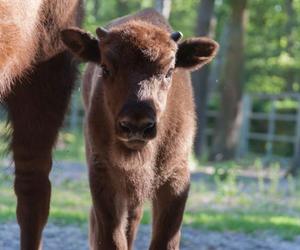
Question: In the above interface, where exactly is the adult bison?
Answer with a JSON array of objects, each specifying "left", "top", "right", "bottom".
[
  {"left": 0, "top": 0, "right": 82, "bottom": 249},
  {"left": 62, "top": 9, "right": 218, "bottom": 250}
]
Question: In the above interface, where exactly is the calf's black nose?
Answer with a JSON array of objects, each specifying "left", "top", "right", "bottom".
[{"left": 118, "top": 118, "right": 156, "bottom": 139}]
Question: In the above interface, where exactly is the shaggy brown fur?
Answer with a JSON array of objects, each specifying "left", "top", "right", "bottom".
[
  {"left": 0, "top": 0, "right": 82, "bottom": 99},
  {"left": 62, "top": 9, "right": 218, "bottom": 250},
  {"left": 1, "top": 1, "right": 82, "bottom": 249}
]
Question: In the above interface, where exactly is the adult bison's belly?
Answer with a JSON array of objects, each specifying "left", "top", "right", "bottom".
[
  {"left": 0, "top": 0, "right": 81, "bottom": 99},
  {"left": 0, "top": 0, "right": 42, "bottom": 96}
]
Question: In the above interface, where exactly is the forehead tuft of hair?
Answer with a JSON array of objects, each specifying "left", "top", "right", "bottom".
[{"left": 102, "top": 21, "right": 177, "bottom": 62}]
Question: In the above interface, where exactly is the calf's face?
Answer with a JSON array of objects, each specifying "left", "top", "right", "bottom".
[{"left": 61, "top": 21, "right": 218, "bottom": 150}]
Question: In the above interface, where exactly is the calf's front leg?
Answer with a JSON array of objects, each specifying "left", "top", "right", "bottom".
[
  {"left": 126, "top": 204, "right": 143, "bottom": 250},
  {"left": 89, "top": 167, "right": 128, "bottom": 250},
  {"left": 150, "top": 168, "right": 190, "bottom": 250}
]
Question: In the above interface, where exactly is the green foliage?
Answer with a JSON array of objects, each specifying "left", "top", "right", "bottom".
[
  {"left": 84, "top": 0, "right": 152, "bottom": 32},
  {"left": 245, "top": 0, "right": 300, "bottom": 93},
  {"left": 246, "top": 75, "right": 286, "bottom": 93},
  {"left": 169, "top": 0, "right": 198, "bottom": 37},
  {"left": 83, "top": 0, "right": 199, "bottom": 38}
]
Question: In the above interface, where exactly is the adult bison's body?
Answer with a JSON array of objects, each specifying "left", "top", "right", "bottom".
[
  {"left": 62, "top": 9, "right": 218, "bottom": 250},
  {"left": 0, "top": 0, "right": 82, "bottom": 249}
]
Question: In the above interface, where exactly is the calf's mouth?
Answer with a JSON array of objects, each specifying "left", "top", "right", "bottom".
[{"left": 117, "top": 135, "right": 149, "bottom": 150}]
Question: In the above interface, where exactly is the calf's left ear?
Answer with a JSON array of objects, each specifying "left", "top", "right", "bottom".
[
  {"left": 175, "top": 37, "right": 219, "bottom": 71},
  {"left": 60, "top": 27, "right": 100, "bottom": 63}
]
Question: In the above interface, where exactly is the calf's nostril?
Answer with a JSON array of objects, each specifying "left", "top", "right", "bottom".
[
  {"left": 144, "top": 121, "right": 155, "bottom": 129},
  {"left": 118, "top": 118, "right": 156, "bottom": 138},
  {"left": 119, "top": 121, "right": 132, "bottom": 134},
  {"left": 143, "top": 121, "right": 156, "bottom": 134}
]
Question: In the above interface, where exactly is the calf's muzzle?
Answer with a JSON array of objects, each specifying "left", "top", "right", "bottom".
[{"left": 116, "top": 101, "right": 157, "bottom": 143}]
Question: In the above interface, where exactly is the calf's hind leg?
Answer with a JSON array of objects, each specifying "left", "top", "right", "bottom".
[
  {"left": 6, "top": 52, "right": 76, "bottom": 250},
  {"left": 150, "top": 169, "right": 190, "bottom": 250}
]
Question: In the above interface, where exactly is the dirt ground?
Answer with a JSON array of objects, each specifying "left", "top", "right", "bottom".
[{"left": 1, "top": 222, "right": 300, "bottom": 250}]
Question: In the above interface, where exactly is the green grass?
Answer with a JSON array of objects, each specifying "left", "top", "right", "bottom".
[
  {"left": 184, "top": 210, "right": 300, "bottom": 240},
  {"left": 0, "top": 122, "right": 9, "bottom": 157},
  {"left": 0, "top": 122, "right": 85, "bottom": 163},
  {"left": 0, "top": 177, "right": 151, "bottom": 225},
  {"left": 53, "top": 130, "right": 85, "bottom": 162},
  {"left": 0, "top": 177, "right": 91, "bottom": 224},
  {"left": 184, "top": 160, "right": 300, "bottom": 240}
]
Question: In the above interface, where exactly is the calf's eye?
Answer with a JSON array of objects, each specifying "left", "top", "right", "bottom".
[{"left": 101, "top": 64, "right": 110, "bottom": 78}]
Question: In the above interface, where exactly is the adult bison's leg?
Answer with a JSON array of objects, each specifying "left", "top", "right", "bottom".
[
  {"left": 6, "top": 52, "right": 76, "bottom": 250},
  {"left": 126, "top": 204, "right": 143, "bottom": 250},
  {"left": 150, "top": 168, "right": 190, "bottom": 250}
]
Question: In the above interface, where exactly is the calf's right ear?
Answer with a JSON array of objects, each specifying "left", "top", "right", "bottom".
[{"left": 61, "top": 27, "right": 100, "bottom": 63}]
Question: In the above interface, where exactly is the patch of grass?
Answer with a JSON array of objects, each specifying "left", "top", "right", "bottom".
[
  {"left": 0, "top": 121, "right": 10, "bottom": 157},
  {"left": 0, "top": 183, "right": 16, "bottom": 222},
  {"left": 186, "top": 158, "right": 300, "bottom": 240},
  {"left": 49, "top": 183, "right": 91, "bottom": 224},
  {"left": 0, "top": 179, "right": 151, "bottom": 225},
  {"left": 1, "top": 157, "right": 300, "bottom": 241},
  {"left": 0, "top": 172, "right": 91, "bottom": 224},
  {"left": 184, "top": 210, "right": 300, "bottom": 240},
  {"left": 53, "top": 130, "right": 85, "bottom": 162},
  {"left": 0, "top": 125, "right": 85, "bottom": 163}
]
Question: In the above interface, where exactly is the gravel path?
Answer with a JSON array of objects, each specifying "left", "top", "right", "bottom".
[{"left": 1, "top": 223, "right": 300, "bottom": 250}]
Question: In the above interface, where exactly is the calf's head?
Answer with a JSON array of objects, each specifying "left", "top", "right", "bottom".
[{"left": 61, "top": 21, "right": 218, "bottom": 150}]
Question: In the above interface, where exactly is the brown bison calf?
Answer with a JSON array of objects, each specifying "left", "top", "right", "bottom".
[{"left": 62, "top": 9, "right": 218, "bottom": 250}]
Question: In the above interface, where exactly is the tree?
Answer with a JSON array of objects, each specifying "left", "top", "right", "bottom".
[
  {"left": 93, "top": 0, "right": 101, "bottom": 19},
  {"left": 285, "top": 0, "right": 300, "bottom": 176},
  {"left": 154, "top": 0, "right": 172, "bottom": 19},
  {"left": 116, "top": 0, "right": 130, "bottom": 16},
  {"left": 244, "top": 0, "right": 300, "bottom": 94},
  {"left": 210, "top": 0, "right": 247, "bottom": 161},
  {"left": 284, "top": 0, "right": 296, "bottom": 91},
  {"left": 192, "top": 0, "right": 216, "bottom": 158}
]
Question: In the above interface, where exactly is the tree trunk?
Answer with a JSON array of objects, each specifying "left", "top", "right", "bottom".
[
  {"left": 116, "top": 0, "right": 129, "bottom": 16},
  {"left": 208, "top": 22, "right": 229, "bottom": 95},
  {"left": 285, "top": 0, "right": 295, "bottom": 92},
  {"left": 284, "top": 0, "right": 300, "bottom": 176},
  {"left": 154, "top": 0, "right": 172, "bottom": 19},
  {"left": 209, "top": 0, "right": 247, "bottom": 161},
  {"left": 93, "top": 0, "right": 101, "bottom": 20},
  {"left": 192, "top": 0, "right": 216, "bottom": 158}
]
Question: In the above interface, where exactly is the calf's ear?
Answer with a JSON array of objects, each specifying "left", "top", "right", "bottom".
[
  {"left": 61, "top": 27, "right": 100, "bottom": 63},
  {"left": 175, "top": 37, "right": 219, "bottom": 71}
]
